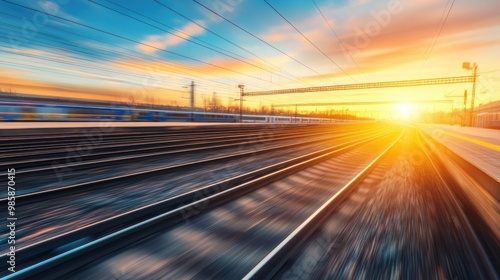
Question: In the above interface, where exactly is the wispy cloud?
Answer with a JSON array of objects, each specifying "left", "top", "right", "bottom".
[
  {"left": 260, "top": 0, "right": 500, "bottom": 80},
  {"left": 195, "top": 0, "right": 246, "bottom": 22},
  {"left": 0, "top": 73, "right": 120, "bottom": 100},
  {"left": 137, "top": 21, "right": 205, "bottom": 54}
]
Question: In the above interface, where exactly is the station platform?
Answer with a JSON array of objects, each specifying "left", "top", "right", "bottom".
[{"left": 418, "top": 124, "right": 500, "bottom": 184}]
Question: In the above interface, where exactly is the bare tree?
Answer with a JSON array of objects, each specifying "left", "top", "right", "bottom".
[
  {"left": 260, "top": 105, "right": 269, "bottom": 114},
  {"left": 209, "top": 94, "right": 224, "bottom": 112},
  {"left": 202, "top": 96, "right": 209, "bottom": 111},
  {"left": 1, "top": 87, "right": 16, "bottom": 94},
  {"left": 127, "top": 93, "right": 138, "bottom": 105},
  {"left": 145, "top": 94, "right": 160, "bottom": 107}
]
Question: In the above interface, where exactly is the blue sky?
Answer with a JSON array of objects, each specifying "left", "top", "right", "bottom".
[{"left": 1, "top": 0, "right": 499, "bottom": 113}]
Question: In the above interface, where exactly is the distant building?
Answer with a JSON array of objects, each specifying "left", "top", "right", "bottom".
[{"left": 473, "top": 100, "right": 500, "bottom": 129}]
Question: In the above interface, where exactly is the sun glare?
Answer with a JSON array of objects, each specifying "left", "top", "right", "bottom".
[{"left": 396, "top": 103, "right": 412, "bottom": 120}]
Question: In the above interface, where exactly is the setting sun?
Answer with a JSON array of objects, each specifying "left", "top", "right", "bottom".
[
  {"left": 1, "top": 1, "right": 500, "bottom": 279},
  {"left": 396, "top": 103, "right": 412, "bottom": 120}
]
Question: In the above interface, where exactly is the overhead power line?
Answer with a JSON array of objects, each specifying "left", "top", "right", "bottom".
[
  {"left": 0, "top": 12, "right": 259, "bottom": 92},
  {"left": 192, "top": 0, "right": 336, "bottom": 84},
  {"left": 416, "top": 0, "right": 456, "bottom": 76},
  {"left": 264, "top": 0, "right": 357, "bottom": 82},
  {"left": 311, "top": 0, "right": 364, "bottom": 80},
  {"left": 1, "top": 0, "right": 283, "bottom": 87},
  {"left": 91, "top": 0, "right": 293, "bottom": 88},
  {"left": 152, "top": 0, "right": 315, "bottom": 87}
]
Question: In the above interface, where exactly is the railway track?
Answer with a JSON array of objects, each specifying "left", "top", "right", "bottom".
[
  {"left": 0, "top": 126, "right": 342, "bottom": 173},
  {"left": 0, "top": 125, "right": 386, "bottom": 254},
  {"left": 1, "top": 126, "right": 293, "bottom": 172},
  {"left": 0, "top": 125, "right": 390, "bottom": 262},
  {"left": 1, "top": 126, "right": 398, "bottom": 278},
  {"left": 248, "top": 127, "right": 498, "bottom": 280},
  {"left": 2, "top": 125, "right": 497, "bottom": 279},
  {"left": 1, "top": 124, "right": 349, "bottom": 159},
  {"left": 0, "top": 124, "right": 281, "bottom": 145},
  {"left": 0, "top": 125, "right": 327, "bottom": 158},
  {"left": 0, "top": 124, "right": 376, "bottom": 168},
  {"left": 1, "top": 125, "right": 382, "bottom": 198}
]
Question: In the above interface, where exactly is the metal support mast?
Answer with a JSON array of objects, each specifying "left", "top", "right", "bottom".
[
  {"left": 462, "top": 62, "right": 478, "bottom": 126},
  {"left": 294, "top": 104, "right": 297, "bottom": 123},
  {"left": 470, "top": 65, "right": 478, "bottom": 126},
  {"left": 238, "top": 84, "right": 244, "bottom": 123},
  {"left": 463, "top": 90, "right": 467, "bottom": 126},
  {"left": 190, "top": 81, "right": 195, "bottom": 109}
]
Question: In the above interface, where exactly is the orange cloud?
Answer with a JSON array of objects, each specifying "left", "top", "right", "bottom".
[
  {"left": 283, "top": 0, "right": 500, "bottom": 81},
  {"left": 264, "top": 33, "right": 288, "bottom": 42},
  {"left": 0, "top": 73, "right": 128, "bottom": 102},
  {"left": 137, "top": 22, "right": 205, "bottom": 54},
  {"left": 112, "top": 55, "right": 281, "bottom": 84}
]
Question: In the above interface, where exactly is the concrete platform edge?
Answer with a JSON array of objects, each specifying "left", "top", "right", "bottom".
[{"left": 418, "top": 127, "right": 500, "bottom": 202}]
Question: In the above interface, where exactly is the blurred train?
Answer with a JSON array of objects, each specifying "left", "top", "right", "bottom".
[{"left": 0, "top": 102, "right": 332, "bottom": 123}]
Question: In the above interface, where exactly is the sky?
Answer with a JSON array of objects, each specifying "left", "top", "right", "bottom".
[{"left": 0, "top": 0, "right": 499, "bottom": 118}]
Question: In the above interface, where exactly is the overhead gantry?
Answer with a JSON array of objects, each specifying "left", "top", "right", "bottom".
[{"left": 238, "top": 74, "right": 476, "bottom": 125}]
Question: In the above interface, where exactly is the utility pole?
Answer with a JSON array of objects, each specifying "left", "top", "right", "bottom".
[
  {"left": 211, "top": 92, "right": 217, "bottom": 112},
  {"left": 462, "top": 62, "right": 478, "bottom": 126},
  {"left": 295, "top": 104, "right": 297, "bottom": 123},
  {"left": 238, "top": 84, "right": 244, "bottom": 123},
  {"left": 445, "top": 90, "right": 468, "bottom": 126},
  {"left": 470, "top": 64, "right": 477, "bottom": 126},
  {"left": 190, "top": 81, "right": 195, "bottom": 109},
  {"left": 463, "top": 90, "right": 467, "bottom": 126}
]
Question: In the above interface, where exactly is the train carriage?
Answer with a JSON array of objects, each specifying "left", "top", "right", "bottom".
[
  {"left": 0, "top": 102, "right": 23, "bottom": 121},
  {"left": 241, "top": 115, "right": 269, "bottom": 123},
  {"left": 0, "top": 101, "right": 333, "bottom": 124},
  {"left": 193, "top": 112, "right": 237, "bottom": 122}
]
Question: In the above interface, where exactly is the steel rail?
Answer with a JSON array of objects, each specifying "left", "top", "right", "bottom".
[
  {"left": 0, "top": 124, "right": 312, "bottom": 152},
  {"left": 0, "top": 127, "right": 342, "bottom": 172},
  {"left": 243, "top": 130, "right": 403, "bottom": 279},
  {"left": 1, "top": 129, "right": 395, "bottom": 279},
  {"left": 0, "top": 126, "right": 293, "bottom": 153},
  {"left": 0, "top": 125, "right": 275, "bottom": 144},
  {"left": 0, "top": 127, "right": 383, "bottom": 202}
]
